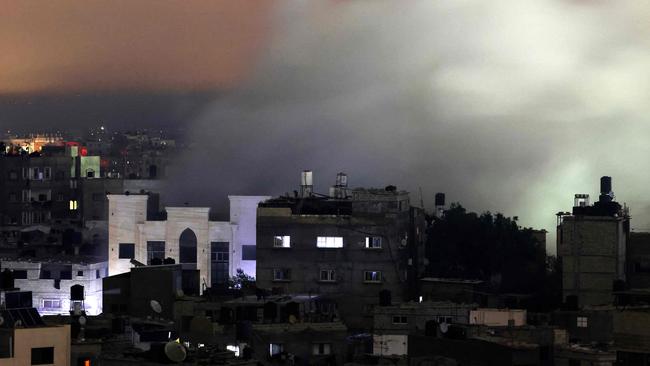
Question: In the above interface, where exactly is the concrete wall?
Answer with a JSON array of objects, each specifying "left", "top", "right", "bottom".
[
  {"left": 0, "top": 325, "right": 71, "bottom": 366},
  {"left": 228, "top": 195, "right": 271, "bottom": 277},
  {"left": 374, "top": 302, "right": 476, "bottom": 335},
  {"left": 2, "top": 260, "right": 107, "bottom": 315},
  {"left": 558, "top": 216, "right": 627, "bottom": 307},
  {"left": 469, "top": 308, "right": 527, "bottom": 327}
]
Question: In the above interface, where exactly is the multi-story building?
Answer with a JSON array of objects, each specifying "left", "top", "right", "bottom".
[
  {"left": 256, "top": 171, "right": 427, "bottom": 329},
  {"left": 107, "top": 193, "right": 270, "bottom": 291},
  {"left": 557, "top": 176, "right": 630, "bottom": 308},
  {"left": 1, "top": 256, "right": 107, "bottom": 315}
]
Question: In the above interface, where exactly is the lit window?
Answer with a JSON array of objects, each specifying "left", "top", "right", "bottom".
[
  {"left": 273, "top": 268, "right": 291, "bottom": 281},
  {"left": 269, "top": 343, "right": 284, "bottom": 356},
  {"left": 320, "top": 269, "right": 336, "bottom": 282},
  {"left": 69, "top": 200, "right": 78, "bottom": 210},
  {"left": 312, "top": 343, "right": 331, "bottom": 355},
  {"left": 317, "top": 236, "right": 343, "bottom": 248},
  {"left": 364, "top": 271, "right": 382, "bottom": 283},
  {"left": 392, "top": 315, "right": 407, "bottom": 324},
  {"left": 365, "top": 236, "right": 382, "bottom": 249},
  {"left": 273, "top": 235, "right": 291, "bottom": 248},
  {"left": 577, "top": 316, "right": 588, "bottom": 328}
]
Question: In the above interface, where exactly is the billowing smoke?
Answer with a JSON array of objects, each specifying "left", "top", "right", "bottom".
[{"left": 167, "top": 0, "right": 650, "bottom": 252}]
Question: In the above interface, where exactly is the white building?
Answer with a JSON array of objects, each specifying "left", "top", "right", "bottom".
[
  {"left": 107, "top": 194, "right": 270, "bottom": 292},
  {"left": 1, "top": 258, "right": 107, "bottom": 316}
]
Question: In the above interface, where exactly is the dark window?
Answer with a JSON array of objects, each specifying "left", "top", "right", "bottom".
[
  {"left": 60, "top": 271, "right": 72, "bottom": 280},
  {"left": 31, "top": 347, "right": 54, "bottom": 365},
  {"left": 96, "top": 269, "right": 101, "bottom": 279},
  {"left": 119, "top": 243, "right": 135, "bottom": 259},
  {"left": 77, "top": 271, "right": 83, "bottom": 277},
  {"left": 13, "top": 270, "right": 27, "bottom": 279},
  {"left": 242, "top": 245, "right": 256, "bottom": 260},
  {"left": 147, "top": 241, "right": 165, "bottom": 264},
  {"left": 211, "top": 242, "right": 229, "bottom": 285},
  {"left": 56, "top": 193, "right": 64, "bottom": 202},
  {"left": 38, "top": 194, "right": 47, "bottom": 202},
  {"left": 41, "top": 270, "right": 51, "bottom": 279},
  {"left": 179, "top": 229, "right": 197, "bottom": 263}
]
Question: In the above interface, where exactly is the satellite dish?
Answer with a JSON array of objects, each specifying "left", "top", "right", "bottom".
[
  {"left": 164, "top": 341, "right": 187, "bottom": 363},
  {"left": 78, "top": 316, "right": 87, "bottom": 326},
  {"left": 150, "top": 300, "right": 162, "bottom": 314},
  {"left": 439, "top": 322, "right": 449, "bottom": 334}
]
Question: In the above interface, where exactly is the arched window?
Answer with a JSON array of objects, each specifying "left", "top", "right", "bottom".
[{"left": 179, "top": 228, "right": 197, "bottom": 264}]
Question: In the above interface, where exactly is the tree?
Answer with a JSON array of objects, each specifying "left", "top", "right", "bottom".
[
  {"left": 426, "top": 203, "right": 547, "bottom": 295},
  {"left": 228, "top": 268, "right": 255, "bottom": 290}
]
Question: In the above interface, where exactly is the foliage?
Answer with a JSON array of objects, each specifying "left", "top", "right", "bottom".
[
  {"left": 228, "top": 268, "right": 255, "bottom": 290},
  {"left": 427, "top": 203, "right": 548, "bottom": 294}
]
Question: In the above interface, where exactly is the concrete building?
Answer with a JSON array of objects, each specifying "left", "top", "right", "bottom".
[
  {"left": 256, "top": 171, "right": 427, "bottom": 329},
  {"left": 469, "top": 308, "right": 527, "bottom": 327},
  {"left": 107, "top": 194, "right": 270, "bottom": 291},
  {"left": 557, "top": 177, "right": 630, "bottom": 308},
  {"left": 0, "top": 306, "right": 71, "bottom": 366},
  {"left": 1, "top": 256, "right": 107, "bottom": 315}
]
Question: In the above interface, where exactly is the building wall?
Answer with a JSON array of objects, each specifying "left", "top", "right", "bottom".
[
  {"left": 469, "top": 308, "right": 527, "bottom": 327},
  {"left": 627, "top": 232, "right": 650, "bottom": 289},
  {"left": 256, "top": 201, "right": 417, "bottom": 329},
  {"left": 108, "top": 194, "right": 265, "bottom": 291},
  {"left": 558, "top": 216, "right": 627, "bottom": 307},
  {"left": 374, "top": 302, "right": 476, "bottom": 335},
  {"left": 0, "top": 325, "right": 71, "bottom": 366},
  {"left": 1, "top": 260, "right": 107, "bottom": 315}
]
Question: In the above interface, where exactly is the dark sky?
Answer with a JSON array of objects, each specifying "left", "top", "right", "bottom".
[{"left": 4, "top": 1, "right": 650, "bottom": 252}]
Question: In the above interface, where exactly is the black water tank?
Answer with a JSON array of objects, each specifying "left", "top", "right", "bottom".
[
  {"left": 5, "top": 291, "right": 32, "bottom": 309},
  {"left": 435, "top": 193, "right": 446, "bottom": 206},
  {"left": 70, "top": 284, "right": 85, "bottom": 301},
  {"left": 150, "top": 258, "right": 163, "bottom": 266},
  {"left": 601, "top": 176, "right": 612, "bottom": 194},
  {"left": 163, "top": 257, "right": 176, "bottom": 265}
]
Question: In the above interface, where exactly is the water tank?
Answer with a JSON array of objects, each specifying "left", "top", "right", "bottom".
[
  {"left": 301, "top": 170, "right": 313, "bottom": 186},
  {"left": 600, "top": 176, "right": 612, "bottom": 194},
  {"left": 435, "top": 193, "right": 446, "bottom": 206},
  {"left": 70, "top": 284, "right": 85, "bottom": 301},
  {"left": 336, "top": 172, "right": 348, "bottom": 187}
]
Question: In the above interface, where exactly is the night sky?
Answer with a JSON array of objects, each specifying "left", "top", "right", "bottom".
[{"left": 4, "top": 1, "right": 650, "bottom": 251}]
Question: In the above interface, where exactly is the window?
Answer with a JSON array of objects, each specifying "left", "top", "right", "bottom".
[
  {"left": 22, "top": 168, "right": 28, "bottom": 180},
  {"left": 38, "top": 194, "right": 47, "bottom": 202},
  {"left": 12, "top": 270, "right": 27, "bottom": 279},
  {"left": 269, "top": 343, "right": 284, "bottom": 356},
  {"left": 32, "top": 167, "right": 42, "bottom": 180},
  {"left": 211, "top": 242, "right": 230, "bottom": 284},
  {"left": 147, "top": 241, "right": 165, "bottom": 264},
  {"left": 242, "top": 245, "right": 256, "bottom": 260},
  {"left": 56, "top": 193, "right": 64, "bottom": 202},
  {"left": 364, "top": 271, "right": 382, "bottom": 283},
  {"left": 273, "top": 268, "right": 291, "bottom": 281},
  {"left": 69, "top": 200, "right": 78, "bottom": 210},
  {"left": 365, "top": 236, "right": 382, "bottom": 249},
  {"left": 577, "top": 316, "right": 588, "bottom": 328},
  {"left": 86, "top": 169, "right": 95, "bottom": 178},
  {"left": 77, "top": 271, "right": 84, "bottom": 277},
  {"left": 60, "top": 270, "right": 71, "bottom": 280},
  {"left": 316, "top": 236, "right": 343, "bottom": 248},
  {"left": 320, "top": 269, "right": 336, "bottom": 282},
  {"left": 43, "top": 299, "right": 62, "bottom": 309},
  {"left": 31, "top": 347, "right": 54, "bottom": 365},
  {"left": 119, "top": 243, "right": 135, "bottom": 259},
  {"left": 96, "top": 269, "right": 101, "bottom": 279},
  {"left": 22, "top": 190, "right": 30, "bottom": 202},
  {"left": 44, "top": 167, "right": 51, "bottom": 180},
  {"left": 273, "top": 235, "right": 291, "bottom": 248},
  {"left": 70, "top": 180, "right": 77, "bottom": 189},
  {"left": 312, "top": 343, "right": 332, "bottom": 355},
  {"left": 437, "top": 316, "right": 453, "bottom": 324},
  {"left": 392, "top": 315, "right": 407, "bottom": 324}
]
